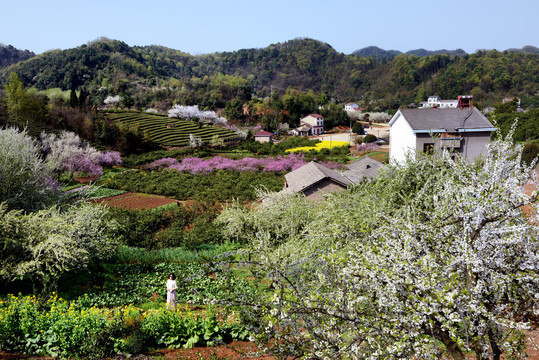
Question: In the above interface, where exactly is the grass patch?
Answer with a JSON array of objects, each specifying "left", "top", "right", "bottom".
[
  {"left": 86, "top": 187, "right": 126, "bottom": 199},
  {"left": 367, "top": 151, "right": 389, "bottom": 163},
  {"left": 111, "top": 242, "right": 243, "bottom": 264}
]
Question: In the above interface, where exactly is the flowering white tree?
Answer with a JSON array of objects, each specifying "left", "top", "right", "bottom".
[
  {"left": 188, "top": 133, "right": 203, "bottom": 148},
  {"left": 40, "top": 131, "right": 102, "bottom": 181},
  {"left": 103, "top": 95, "right": 121, "bottom": 106},
  {"left": 168, "top": 104, "right": 227, "bottom": 124},
  {"left": 0, "top": 202, "right": 117, "bottom": 293},
  {"left": 0, "top": 127, "right": 63, "bottom": 211},
  {"left": 217, "top": 129, "right": 538, "bottom": 359}
]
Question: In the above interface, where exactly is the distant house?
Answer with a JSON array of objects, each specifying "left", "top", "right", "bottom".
[
  {"left": 289, "top": 124, "right": 312, "bottom": 137},
  {"left": 300, "top": 114, "right": 324, "bottom": 135},
  {"left": 502, "top": 97, "right": 521, "bottom": 107},
  {"left": 389, "top": 107, "right": 495, "bottom": 164},
  {"left": 344, "top": 103, "right": 360, "bottom": 111},
  {"left": 419, "top": 95, "right": 458, "bottom": 109},
  {"left": 254, "top": 130, "right": 274, "bottom": 143},
  {"left": 282, "top": 162, "right": 353, "bottom": 202}
]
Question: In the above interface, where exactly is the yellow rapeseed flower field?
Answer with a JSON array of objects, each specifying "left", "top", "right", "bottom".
[{"left": 286, "top": 140, "right": 349, "bottom": 153}]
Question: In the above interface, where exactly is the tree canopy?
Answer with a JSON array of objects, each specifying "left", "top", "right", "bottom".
[{"left": 217, "top": 129, "right": 539, "bottom": 359}]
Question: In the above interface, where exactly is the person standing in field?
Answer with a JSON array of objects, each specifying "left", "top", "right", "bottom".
[{"left": 166, "top": 273, "right": 178, "bottom": 310}]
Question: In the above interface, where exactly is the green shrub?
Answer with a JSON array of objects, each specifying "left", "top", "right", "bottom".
[
  {"left": 99, "top": 169, "right": 285, "bottom": 202},
  {"left": 141, "top": 309, "right": 248, "bottom": 349},
  {"left": 352, "top": 122, "right": 365, "bottom": 135},
  {"left": 363, "top": 134, "right": 377, "bottom": 143},
  {"left": 521, "top": 142, "right": 539, "bottom": 166},
  {"left": 0, "top": 294, "right": 137, "bottom": 358}
]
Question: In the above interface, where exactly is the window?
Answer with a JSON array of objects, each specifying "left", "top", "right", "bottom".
[{"left": 423, "top": 143, "right": 434, "bottom": 154}]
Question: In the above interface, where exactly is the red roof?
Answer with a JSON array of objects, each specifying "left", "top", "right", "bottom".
[
  {"left": 308, "top": 114, "right": 323, "bottom": 118},
  {"left": 254, "top": 131, "right": 274, "bottom": 137}
]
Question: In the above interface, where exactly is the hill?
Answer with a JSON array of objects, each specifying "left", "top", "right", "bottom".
[
  {"left": 0, "top": 44, "right": 35, "bottom": 69},
  {"left": 0, "top": 39, "right": 537, "bottom": 108},
  {"left": 351, "top": 46, "right": 401, "bottom": 60},
  {"left": 405, "top": 48, "right": 467, "bottom": 57},
  {"left": 351, "top": 46, "right": 467, "bottom": 59}
]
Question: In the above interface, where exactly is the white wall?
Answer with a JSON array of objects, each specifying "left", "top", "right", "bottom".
[{"left": 389, "top": 112, "right": 417, "bottom": 164}]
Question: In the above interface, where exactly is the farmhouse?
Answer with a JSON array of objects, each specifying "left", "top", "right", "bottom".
[
  {"left": 282, "top": 161, "right": 352, "bottom": 202},
  {"left": 281, "top": 158, "right": 384, "bottom": 201},
  {"left": 344, "top": 102, "right": 360, "bottom": 111},
  {"left": 299, "top": 114, "right": 324, "bottom": 135},
  {"left": 388, "top": 106, "right": 495, "bottom": 164},
  {"left": 418, "top": 95, "right": 458, "bottom": 109},
  {"left": 290, "top": 124, "right": 313, "bottom": 136},
  {"left": 254, "top": 130, "right": 274, "bottom": 143}
]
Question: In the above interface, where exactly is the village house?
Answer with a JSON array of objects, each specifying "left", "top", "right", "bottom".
[
  {"left": 388, "top": 104, "right": 495, "bottom": 164},
  {"left": 418, "top": 95, "right": 458, "bottom": 109},
  {"left": 292, "top": 114, "right": 324, "bottom": 136},
  {"left": 254, "top": 130, "right": 274, "bottom": 143},
  {"left": 281, "top": 161, "right": 352, "bottom": 201},
  {"left": 281, "top": 158, "right": 384, "bottom": 201},
  {"left": 344, "top": 102, "right": 360, "bottom": 111}
]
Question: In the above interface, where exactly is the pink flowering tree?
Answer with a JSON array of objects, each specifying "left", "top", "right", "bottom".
[
  {"left": 355, "top": 143, "right": 381, "bottom": 154},
  {"left": 151, "top": 153, "right": 307, "bottom": 174}
]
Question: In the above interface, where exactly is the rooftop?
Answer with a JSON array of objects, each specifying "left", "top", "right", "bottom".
[
  {"left": 284, "top": 161, "right": 353, "bottom": 193},
  {"left": 254, "top": 130, "right": 274, "bottom": 137},
  {"left": 391, "top": 107, "right": 495, "bottom": 133},
  {"left": 343, "top": 157, "right": 384, "bottom": 182}
]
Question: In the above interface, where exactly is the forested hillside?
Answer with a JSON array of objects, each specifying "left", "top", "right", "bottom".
[
  {"left": 0, "top": 44, "right": 35, "bottom": 69},
  {"left": 0, "top": 38, "right": 537, "bottom": 109}
]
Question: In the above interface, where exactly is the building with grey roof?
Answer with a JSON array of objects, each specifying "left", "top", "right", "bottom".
[
  {"left": 282, "top": 159, "right": 385, "bottom": 201},
  {"left": 282, "top": 161, "right": 353, "bottom": 202},
  {"left": 388, "top": 107, "right": 495, "bottom": 163}
]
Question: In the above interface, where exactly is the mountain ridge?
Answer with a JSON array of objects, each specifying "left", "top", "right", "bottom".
[{"left": 0, "top": 38, "right": 537, "bottom": 108}]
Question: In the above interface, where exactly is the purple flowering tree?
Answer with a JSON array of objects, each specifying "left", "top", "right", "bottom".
[
  {"left": 97, "top": 151, "right": 122, "bottom": 167},
  {"left": 40, "top": 131, "right": 104, "bottom": 181},
  {"left": 152, "top": 154, "right": 308, "bottom": 174}
]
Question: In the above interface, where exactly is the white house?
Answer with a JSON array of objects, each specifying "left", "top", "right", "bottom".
[
  {"left": 344, "top": 103, "right": 359, "bottom": 111},
  {"left": 299, "top": 114, "right": 324, "bottom": 135},
  {"left": 389, "top": 107, "right": 495, "bottom": 164},
  {"left": 254, "top": 130, "right": 274, "bottom": 143},
  {"left": 419, "top": 95, "right": 458, "bottom": 109}
]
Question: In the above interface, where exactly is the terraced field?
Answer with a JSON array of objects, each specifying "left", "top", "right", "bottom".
[{"left": 104, "top": 111, "right": 239, "bottom": 147}]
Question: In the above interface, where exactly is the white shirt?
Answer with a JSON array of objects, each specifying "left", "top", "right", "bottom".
[{"left": 167, "top": 279, "right": 177, "bottom": 292}]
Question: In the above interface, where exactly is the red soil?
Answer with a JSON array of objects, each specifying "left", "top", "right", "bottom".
[
  {"left": 90, "top": 192, "right": 178, "bottom": 210},
  {"left": 74, "top": 176, "right": 98, "bottom": 184},
  {"left": 152, "top": 342, "right": 274, "bottom": 360}
]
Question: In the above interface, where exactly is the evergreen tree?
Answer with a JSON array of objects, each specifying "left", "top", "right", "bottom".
[{"left": 69, "top": 88, "right": 78, "bottom": 107}]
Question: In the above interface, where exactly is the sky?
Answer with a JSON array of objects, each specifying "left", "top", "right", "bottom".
[{"left": 1, "top": 0, "right": 538, "bottom": 55}]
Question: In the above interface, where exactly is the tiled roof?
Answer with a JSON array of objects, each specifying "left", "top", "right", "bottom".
[
  {"left": 284, "top": 162, "right": 353, "bottom": 193},
  {"left": 307, "top": 114, "right": 323, "bottom": 118},
  {"left": 254, "top": 131, "right": 274, "bottom": 136},
  {"left": 296, "top": 124, "right": 312, "bottom": 131},
  {"left": 343, "top": 157, "right": 384, "bottom": 182},
  {"left": 393, "top": 107, "right": 494, "bottom": 133}
]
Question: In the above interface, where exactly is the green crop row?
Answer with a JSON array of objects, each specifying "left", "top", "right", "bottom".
[{"left": 103, "top": 111, "right": 238, "bottom": 147}]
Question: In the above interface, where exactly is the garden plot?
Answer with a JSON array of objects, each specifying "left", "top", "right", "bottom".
[{"left": 91, "top": 192, "right": 178, "bottom": 210}]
